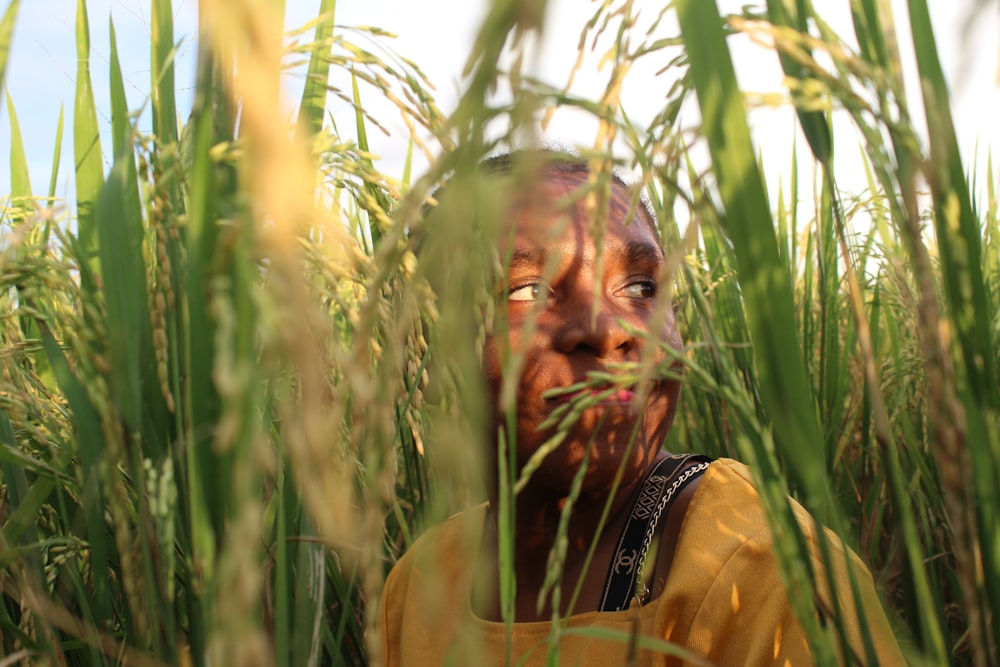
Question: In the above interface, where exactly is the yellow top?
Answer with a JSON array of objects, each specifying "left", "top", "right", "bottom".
[{"left": 379, "top": 458, "right": 905, "bottom": 666}]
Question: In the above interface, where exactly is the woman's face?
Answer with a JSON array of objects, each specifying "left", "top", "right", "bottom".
[{"left": 483, "top": 170, "right": 682, "bottom": 496}]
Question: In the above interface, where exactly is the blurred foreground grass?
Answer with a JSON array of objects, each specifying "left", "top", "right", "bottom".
[{"left": 0, "top": 0, "right": 997, "bottom": 664}]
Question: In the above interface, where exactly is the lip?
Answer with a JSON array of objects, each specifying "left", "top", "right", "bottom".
[
  {"left": 537, "top": 385, "right": 638, "bottom": 431},
  {"left": 602, "top": 388, "right": 636, "bottom": 404},
  {"left": 551, "top": 387, "right": 635, "bottom": 405}
]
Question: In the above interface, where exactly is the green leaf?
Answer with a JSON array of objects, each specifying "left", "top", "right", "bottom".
[
  {"left": 675, "top": 2, "right": 851, "bottom": 661},
  {"left": 292, "top": 536, "right": 328, "bottom": 666},
  {"left": 676, "top": 0, "right": 825, "bottom": 487},
  {"left": 47, "top": 104, "right": 64, "bottom": 203},
  {"left": 5, "top": 92, "right": 49, "bottom": 370},
  {"left": 40, "top": 331, "right": 113, "bottom": 622},
  {"left": 908, "top": 0, "right": 1000, "bottom": 655},
  {"left": 108, "top": 20, "right": 130, "bottom": 159},
  {"left": 849, "top": 0, "right": 890, "bottom": 70},
  {"left": 908, "top": 0, "right": 998, "bottom": 404},
  {"left": 96, "top": 146, "right": 148, "bottom": 431},
  {"left": 0, "top": 0, "right": 19, "bottom": 99},
  {"left": 0, "top": 473, "right": 54, "bottom": 555},
  {"left": 352, "top": 73, "right": 393, "bottom": 246},
  {"left": 74, "top": 0, "right": 104, "bottom": 275},
  {"left": 151, "top": 0, "right": 178, "bottom": 145},
  {"left": 764, "top": 0, "right": 832, "bottom": 165},
  {"left": 5, "top": 91, "right": 30, "bottom": 198},
  {"left": 181, "top": 35, "right": 227, "bottom": 600},
  {"left": 401, "top": 137, "right": 414, "bottom": 186},
  {"left": 296, "top": 0, "right": 337, "bottom": 139}
]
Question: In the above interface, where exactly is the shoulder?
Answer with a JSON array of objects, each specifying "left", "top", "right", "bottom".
[
  {"left": 670, "top": 457, "right": 841, "bottom": 617},
  {"left": 696, "top": 456, "right": 759, "bottom": 494},
  {"left": 393, "top": 503, "right": 487, "bottom": 571},
  {"left": 385, "top": 504, "right": 487, "bottom": 589},
  {"left": 672, "top": 459, "right": 905, "bottom": 664},
  {"left": 380, "top": 505, "right": 488, "bottom": 666},
  {"left": 697, "top": 456, "right": 771, "bottom": 496},
  {"left": 678, "top": 458, "right": 787, "bottom": 572},
  {"left": 688, "top": 458, "right": 774, "bottom": 529},
  {"left": 687, "top": 457, "right": 819, "bottom": 538}
]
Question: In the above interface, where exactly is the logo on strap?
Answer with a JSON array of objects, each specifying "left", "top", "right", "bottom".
[{"left": 613, "top": 548, "right": 639, "bottom": 575}]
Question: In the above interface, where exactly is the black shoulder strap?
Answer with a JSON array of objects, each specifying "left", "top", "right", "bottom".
[{"left": 598, "top": 453, "right": 712, "bottom": 612}]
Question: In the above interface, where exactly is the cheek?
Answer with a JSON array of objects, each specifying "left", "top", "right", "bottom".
[
  {"left": 481, "top": 308, "right": 530, "bottom": 385},
  {"left": 481, "top": 336, "right": 502, "bottom": 399},
  {"left": 659, "top": 309, "right": 683, "bottom": 352},
  {"left": 481, "top": 329, "right": 523, "bottom": 398},
  {"left": 481, "top": 323, "right": 539, "bottom": 419}
]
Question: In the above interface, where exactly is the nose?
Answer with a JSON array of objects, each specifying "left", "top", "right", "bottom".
[{"left": 555, "top": 300, "right": 637, "bottom": 358}]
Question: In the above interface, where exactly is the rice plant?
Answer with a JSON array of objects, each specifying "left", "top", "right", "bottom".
[{"left": 0, "top": 0, "right": 996, "bottom": 665}]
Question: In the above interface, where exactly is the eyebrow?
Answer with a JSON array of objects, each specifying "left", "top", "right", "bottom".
[
  {"left": 506, "top": 246, "right": 548, "bottom": 269},
  {"left": 620, "top": 240, "right": 664, "bottom": 268},
  {"left": 503, "top": 241, "right": 662, "bottom": 273}
]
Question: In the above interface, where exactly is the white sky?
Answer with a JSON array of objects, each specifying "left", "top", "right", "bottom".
[{"left": 1, "top": 0, "right": 998, "bottom": 211}]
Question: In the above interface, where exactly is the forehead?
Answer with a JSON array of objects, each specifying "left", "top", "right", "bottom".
[{"left": 502, "top": 171, "right": 662, "bottom": 255}]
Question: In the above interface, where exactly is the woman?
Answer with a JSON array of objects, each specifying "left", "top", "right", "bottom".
[{"left": 380, "top": 155, "right": 904, "bottom": 665}]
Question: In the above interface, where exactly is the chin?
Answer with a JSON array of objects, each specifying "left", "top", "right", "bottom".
[{"left": 516, "top": 425, "right": 655, "bottom": 498}]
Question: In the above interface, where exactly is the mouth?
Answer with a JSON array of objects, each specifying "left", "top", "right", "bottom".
[
  {"left": 536, "top": 383, "right": 641, "bottom": 432},
  {"left": 545, "top": 384, "right": 636, "bottom": 406}
]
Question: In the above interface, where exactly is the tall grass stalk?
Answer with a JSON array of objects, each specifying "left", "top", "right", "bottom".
[{"left": 0, "top": 0, "right": 996, "bottom": 665}]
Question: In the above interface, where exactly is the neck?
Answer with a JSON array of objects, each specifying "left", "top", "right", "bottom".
[
  {"left": 477, "top": 457, "right": 660, "bottom": 621},
  {"left": 506, "top": 482, "right": 633, "bottom": 562}
]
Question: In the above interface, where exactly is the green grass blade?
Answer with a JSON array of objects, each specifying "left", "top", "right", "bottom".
[
  {"left": 908, "top": 1, "right": 1000, "bottom": 658},
  {"left": 401, "top": 138, "right": 414, "bottom": 187},
  {"left": 987, "top": 154, "right": 999, "bottom": 289},
  {"left": 151, "top": 0, "right": 178, "bottom": 145},
  {"left": 291, "top": 538, "right": 328, "bottom": 666},
  {"left": 296, "top": 0, "right": 336, "bottom": 139},
  {"left": 0, "top": 412, "right": 56, "bottom": 656},
  {"left": 764, "top": 0, "right": 832, "bottom": 165},
  {"left": 74, "top": 0, "right": 104, "bottom": 275},
  {"left": 182, "top": 31, "right": 226, "bottom": 600},
  {"left": 675, "top": 0, "right": 826, "bottom": 498},
  {"left": 46, "top": 104, "right": 64, "bottom": 203},
  {"left": 273, "top": 466, "right": 296, "bottom": 664},
  {"left": 108, "top": 19, "right": 129, "bottom": 159},
  {"left": 110, "top": 17, "right": 177, "bottom": 653},
  {"left": 908, "top": 0, "right": 998, "bottom": 403},
  {"left": 150, "top": 0, "right": 186, "bottom": 461},
  {"left": 351, "top": 72, "right": 393, "bottom": 248},
  {"left": 849, "top": 0, "right": 890, "bottom": 71},
  {"left": 38, "top": 331, "right": 113, "bottom": 622},
  {"left": 0, "top": 472, "right": 55, "bottom": 554},
  {"left": 676, "top": 3, "right": 869, "bottom": 661},
  {"left": 96, "top": 150, "right": 147, "bottom": 432},
  {"left": 0, "top": 0, "right": 19, "bottom": 99},
  {"left": 5, "top": 92, "right": 48, "bottom": 366},
  {"left": 5, "top": 91, "right": 30, "bottom": 197},
  {"left": 111, "top": 16, "right": 174, "bottom": 457}
]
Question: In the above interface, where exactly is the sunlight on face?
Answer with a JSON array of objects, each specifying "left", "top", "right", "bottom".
[{"left": 483, "top": 168, "right": 682, "bottom": 495}]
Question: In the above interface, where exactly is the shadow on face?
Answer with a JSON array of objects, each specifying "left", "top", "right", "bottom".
[{"left": 480, "top": 165, "right": 683, "bottom": 498}]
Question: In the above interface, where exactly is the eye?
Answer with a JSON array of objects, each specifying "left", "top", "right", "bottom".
[
  {"left": 507, "top": 281, "right": 552, "bottom": 302},
  {"left": 621, "top": 279, "right": 657, "bottom": 299}
]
